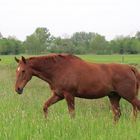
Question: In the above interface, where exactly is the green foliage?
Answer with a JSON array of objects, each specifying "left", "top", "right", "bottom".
[
  {"left": 0, "top": 37, "right": 22, "bottom": 55},
  {"left": 88, "top": 33, "right": 109, "bottom": 54},
  {"left": 49, "top": 32, "right": 109, "bottom": 54},
  {"left": 49, "top": 37, "right": 76, "bottom": 54},
  {"left": 135, "top": 31, "right": 140, "bottom": 41},
  {"left": 109, "top": 36, "right": 140, "bottom": 54},
  {"left": 1, "top": 28, "right": 140, "bottom": 55},
  {"left": 49, "top": 31, "right": 140, "bottom": 55},
  {"left": 23, "top": 27, "right": 52, "bottom": 54}
]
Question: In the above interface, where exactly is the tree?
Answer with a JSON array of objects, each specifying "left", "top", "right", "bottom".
[
  {"left": 0, "top": 38, "right": 22, "bottom": 55},
  {"left": 71, "top": 32, "right": 95, "bottom": 54},
  {"left": 49, "top": 32, "right": 109, "bottom": 54},
  {"left": 24, "top": 27, "right": 51, "bottom": 54},
  {"left": 89, "top": 33, "right": 108, "bottom": 54},
  {"left": 135, "top": 31, "right": 140, "bottom": 40},
  {"left": 109, "top": 36, "right": 140, "bottom": 54},
  {"left": 0, "top": 32, "right": 3, "bottom": 39}
]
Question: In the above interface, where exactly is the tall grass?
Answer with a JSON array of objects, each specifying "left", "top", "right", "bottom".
[{"left": 0, "top": 54, "right": 140, "bottom": 140}]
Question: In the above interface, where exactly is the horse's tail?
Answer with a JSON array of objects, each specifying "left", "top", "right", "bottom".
[{"left": 130, "top": 66, "right": 140, "bottom": 87}]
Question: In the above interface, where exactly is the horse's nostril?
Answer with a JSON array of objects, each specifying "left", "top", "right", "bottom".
[{"left": 16, "top": 87, "right": 23, "bottom": 94}]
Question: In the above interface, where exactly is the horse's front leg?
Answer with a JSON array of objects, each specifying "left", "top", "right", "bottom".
[
  {"left": 64, "top": 92, "right": 75, "bottom": 118},
  {"left": 43, "top": 92, "right": 64, "bottom": 118}
]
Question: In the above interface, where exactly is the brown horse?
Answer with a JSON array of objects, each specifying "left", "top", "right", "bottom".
[{"left": 15, "top": 54, "right": 140, "bottom": 121}]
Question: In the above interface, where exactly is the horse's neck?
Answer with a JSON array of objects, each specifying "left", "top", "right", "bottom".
[{"left": 29, "top": 59, "right": 55, "bottom": 84}]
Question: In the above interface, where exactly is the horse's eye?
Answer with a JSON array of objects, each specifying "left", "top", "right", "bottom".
[{"left": 22, "top": 70, "right": 25, "bottom": 73}]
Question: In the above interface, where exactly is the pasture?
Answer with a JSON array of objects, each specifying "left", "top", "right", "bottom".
[{"left": 0, "top": 54, "right": 140, "bottom": 140}]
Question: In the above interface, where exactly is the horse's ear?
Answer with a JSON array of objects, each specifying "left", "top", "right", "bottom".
[
  {"left": 21, "top": 56, "right": 26, "bottom": 64},
  {"left": 15, "top": 57, "right": 19, "bottom": 63}
]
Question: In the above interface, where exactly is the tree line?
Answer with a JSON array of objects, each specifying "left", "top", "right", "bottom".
[{"left": 0, "top": 27, "right": 140, "bottom": 55}]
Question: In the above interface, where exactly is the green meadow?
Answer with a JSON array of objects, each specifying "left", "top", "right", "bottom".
[{"left": 0, "top": 54, "right": 140, "bottom": 140}]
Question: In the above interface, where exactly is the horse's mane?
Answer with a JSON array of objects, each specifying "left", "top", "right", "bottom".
[{"left": 27, "top": 53, "right": 81, "bottom": 66}]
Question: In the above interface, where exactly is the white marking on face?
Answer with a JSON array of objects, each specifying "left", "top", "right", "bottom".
[{"left": 17, "top": 67, "right": 21, "bottom": 72}]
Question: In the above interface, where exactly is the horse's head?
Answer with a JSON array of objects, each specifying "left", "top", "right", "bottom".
[{"left": 15, "top": 56, "right": 32, "bottom": 94}]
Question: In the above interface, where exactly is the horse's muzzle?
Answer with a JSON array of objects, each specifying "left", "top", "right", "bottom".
[{"left": 16, "top": 87, "right": 23, "bottom": 94}]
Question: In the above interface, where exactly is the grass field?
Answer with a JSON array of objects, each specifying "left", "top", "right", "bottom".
[{"left": 0, "top": 54, "right": 140, "bottom": 140}]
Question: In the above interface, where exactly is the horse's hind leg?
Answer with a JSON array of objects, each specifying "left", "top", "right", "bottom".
[
  {"left": 116, "top": 82, "right": 139, "bottom": 120},
  {"left": 131, "top": 85, "right": 139, "bottom": 119},
  {"left": 108, "top": 93, "right": 121, "bottom": 122}
]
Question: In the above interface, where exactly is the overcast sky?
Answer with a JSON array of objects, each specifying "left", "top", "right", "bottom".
[{"left": 0, "top": 0, "right": 140, "bottom": 41}]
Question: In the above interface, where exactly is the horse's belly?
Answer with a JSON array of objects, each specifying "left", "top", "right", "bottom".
[
  {"left": 76, "top": 87, "right": 111, "bottom": 99},
  {"left": 76, "top": 92, "right": 107, "bottom": 99}
]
